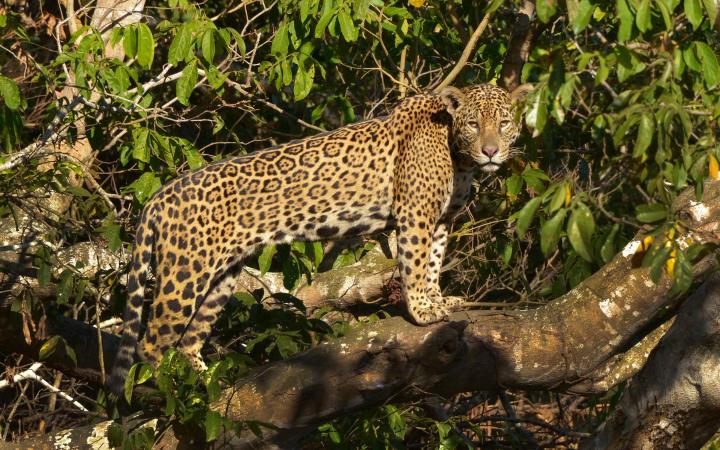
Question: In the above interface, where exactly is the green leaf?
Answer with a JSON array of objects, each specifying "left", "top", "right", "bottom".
[
  {"left": 634, "top": 114, "right": 655, "bottom": 156},
  {"left": 136, "top": 363, "right": 153, "bottom": 384},
  {"left": 205, "top": 65, "right": 227, "bottom": 90},
  {"left": 505, "top": 175, "right": 523, "bottom": 197},
  {"left": 182, "top": 146, "right": 206, "bottom": 169},
  {"left": 548, "top": 182, "right": 567, "bottom": 212},
  {"left": 525, "top": 89, "right": 547, "bottom": 135},
  {"left": 35, "top": 248, "right": 51, "bottom": 287},
  {"left": 124, "top": 363, "right": 138, "bottom": 403},
  {"left": 56, "top": 271, "right": 73, "bottom": 305},
  {"left": 385, "top": 405, "right": 407, "bottom": 439},
  {"left": 595, "top": 55, "right": 609, "bottom": 84},
  {"left": 168, "top": 24, "right": 192, "bottom": 66},
  {"left": 567, "top": 0, "right": 580, "bottom": 24},
  {"left": 294, "top": 63, "right": 315, "bottom": 100},
  {"left": 635, "top": 203, "right": 668, "bottom": 223},
  {"left": 315, "top": 0, "right": 336, "bottom": 38},
  {"left": 573, "top": 0, "right": 595, "bottom": 33},
  {"left": 670, "top": 249, "right": 693, "bottom": 294},
  {"left": 201, "top": 30, "right": 216, "bottom": 64},
  {"left": 695, "top": 41, "right": 720, "bottom": 88},
  {"left": 258, "top": 245, "right": 276, "bottom": 275},
  {"left": 501, "top": 240, "right": 513, "bottom": 265},
  {"left": 636, "top": 0, "right": 652, "bottom": 32},
  {"left": 702, "top": 0, "right": 718, "bottom": 25},
  {"left": 600, "top": 224, "right": 620, "bottom": 263},
  {"left": 128, "top": 172, "right": 161, "bottom": 203},
  {"left": 0, "top": 76, "right": 21, "bottom": 110},
  {"left": 647, "top": 245, "right": 671, "bottom": 281},
  {"left": 485, "top": 0, "right": 504, "bottom": 13},
  {"left": 567, "top": 202, "right": 595, "bottom": 262},
  {"left": 536, "top": 0, "right": 557, "bottom": 23},
  {"left": 617, "top": 0, "right": 634, "bottom": 42},
  {"left": 271, "top": 23, "right": 289, "bottom": 56},
  {"left": 176, "top": 59, "right": 198, "bottom": 106},
  {"left": 107, "top": 423, "right": 125, "bottom": 448},
  {"left": 136, "top": 23, "right": 154, "bottom": 69},
  {"left": 308, "top": 241, "right": 324, "bottom": 268},
  {"left": 225, "top": 27, "right": 246, "bottom": 56},
  {"left": 204, "top": 411, "right": 223, "bottom": 442},
  {"left": 684, "top": 45, "right": 702, "bottom": 72},
  {"left": 338, "top": 9, "right": 358, "bottom": 42},
  {"left": 516, "top": 197, "right": 542, "bottom": 239},
  {"left": 132, "top": 127, "right": 150, "bottom": 163},
  {"left": 541, "top": 208, "right": 567, "bottom": 256},
  {"left": 685, "top": 0, "right": 704, "bottom": 29},
  {"left": 123, "top": 25, "right": 137, "bottom": 59},
  {"left": 522, "top": 167, "right": 550, "bottom": 194},
  {"left": 300, "top": 0, "right": 311, "bottom": 21},
  {"left": 99, "top": 222, "right": 123, "bottom": 252},
  {"left": 332, "top": 249, "right": 357, "bottom": 269},
  {"left": 39, "top": 335, "right": 61, "bottom": 361},
  {"left": 654, "top": 0, "right": 673, "bottom": 29}
]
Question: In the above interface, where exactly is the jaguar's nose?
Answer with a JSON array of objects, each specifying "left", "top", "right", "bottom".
[{"left": 482, "top": 146, "right": 499, "bottom": 157}]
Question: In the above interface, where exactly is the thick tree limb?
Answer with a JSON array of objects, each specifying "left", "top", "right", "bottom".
[
  {"left": 4, "top": 182, "right": 720, "bottom": 449},
  {"left": 581, "top": 274, "right": 720, "bottom": 450}
]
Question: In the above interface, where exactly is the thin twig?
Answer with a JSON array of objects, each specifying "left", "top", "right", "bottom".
[
  {"left": 0, "top": 363, "right": 88, "bottom": 412},
  {"left": 398, "top": 45, "right": 408, "bottom": 99},
  {"left": 434, "top": 12, "right": 492, "bottom": 92},
  {"left": 204, "top": 69, "right": 325, "bottom": 132}
]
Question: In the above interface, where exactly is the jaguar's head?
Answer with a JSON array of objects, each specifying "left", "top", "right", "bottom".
[{"left": 440, "top": 83, "right": 532, "bottom": 172}]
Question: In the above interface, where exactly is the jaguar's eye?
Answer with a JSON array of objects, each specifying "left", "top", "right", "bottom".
[
  {"left": 467, "top": 120, "right": 480, "bottom": 130},
  {"left": 500, "top": 120, "right": 513, "bottom": 130}
]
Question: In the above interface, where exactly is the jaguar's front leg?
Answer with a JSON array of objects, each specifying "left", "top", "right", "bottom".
[
  {"left": 426, "top": 221, "right": 464, "bottom": 311},
  {"left": 396, "top": 215, "right": 450, "bottom": 325}
]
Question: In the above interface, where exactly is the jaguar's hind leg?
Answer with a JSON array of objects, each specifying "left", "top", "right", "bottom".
[{"left": 176, "top": 264, "right": 242, "bottom": 370}]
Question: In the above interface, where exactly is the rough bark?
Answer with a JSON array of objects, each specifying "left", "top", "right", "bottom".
[
  {"left": 581, "top": 273, "right": 720, "bottom": 450},
  {"left": 500, "top": 1, "right": 543, "bottom": 91},
  {"left": 5, "top": 182, "right": 718, "bottom": 449}
]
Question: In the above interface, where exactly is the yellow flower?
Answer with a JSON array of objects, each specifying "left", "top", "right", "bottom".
[
  {"left": 709, "top": 154, "right": 719, "bottom": 180},
  {"left": 665, "top": 249, "right": 677, "bottom": 277},
  {"left": 639, "top": 235, "right": 654, "bottom": 252},
  {"left": 409, "top": 0, "right": 425, "bottom": 8},
  {"left": 564, "top": 183, "right": 572, "bottom": 207}
]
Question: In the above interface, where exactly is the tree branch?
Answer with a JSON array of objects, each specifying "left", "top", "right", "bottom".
[
  {"left": 7, "top": 181, "right": 718, "bottom": 449},
  {"left": 434, "top": 12, "right": 492, "bottom": 92},
  {"left": 581, "top": 273, "right": 720, "bottom": 449},
  {"left": 500, "top": 1, "right": 543, "bottom": 91}
]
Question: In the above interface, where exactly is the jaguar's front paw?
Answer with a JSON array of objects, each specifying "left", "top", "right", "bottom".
[
  {"left": 438, "top": 295, "right": 464, "bottom": 311},
  {"left": 409, "top": 303, "right": 451, "bottom": 325}
]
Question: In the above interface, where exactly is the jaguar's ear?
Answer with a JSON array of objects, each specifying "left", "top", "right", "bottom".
[
  {"left": 510, "top": 83, "right": 534, "bottom": 102},
  {"left": 439, "top": 86, "right": 466, "bottom": 117}
]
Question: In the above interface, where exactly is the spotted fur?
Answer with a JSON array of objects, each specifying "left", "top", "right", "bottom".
[{"left": 107, "top": 83, "right": 530, "bottom": 394}]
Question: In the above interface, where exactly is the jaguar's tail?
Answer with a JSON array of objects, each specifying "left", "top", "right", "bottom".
[{"left": 107, "top": 213, "right": 153, "bottom": 396}]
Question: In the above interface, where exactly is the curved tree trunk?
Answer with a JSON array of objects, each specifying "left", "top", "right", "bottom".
[
  {"left": 4, "top": 182, "right": 718, "bottom": 449},
  {"left": 582, "top": 274, "right": 720, "bottom": 450}
]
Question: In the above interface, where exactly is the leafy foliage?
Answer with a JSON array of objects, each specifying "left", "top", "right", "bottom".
[{"left": 1, "top": 0, "right": 719, "bottom": 446}]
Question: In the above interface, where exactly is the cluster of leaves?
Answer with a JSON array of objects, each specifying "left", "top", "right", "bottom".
[
  {"left": 0, "top": 14, "right": 27, "bottom": 152},
  {"left": 218, "top": 288, "right": 338, "bottom": 360},
  {"left": 313, "top": 404, "right": 470, "bottom": 449},
  {"left": 2, "top": 0, "right": 720, "bottom": 446},
  {"left": 110, "top": 350, "right": 255, "bottom": 448},
  {"left": 491, "top": 0, "right": 720, "bottom": 297}
]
